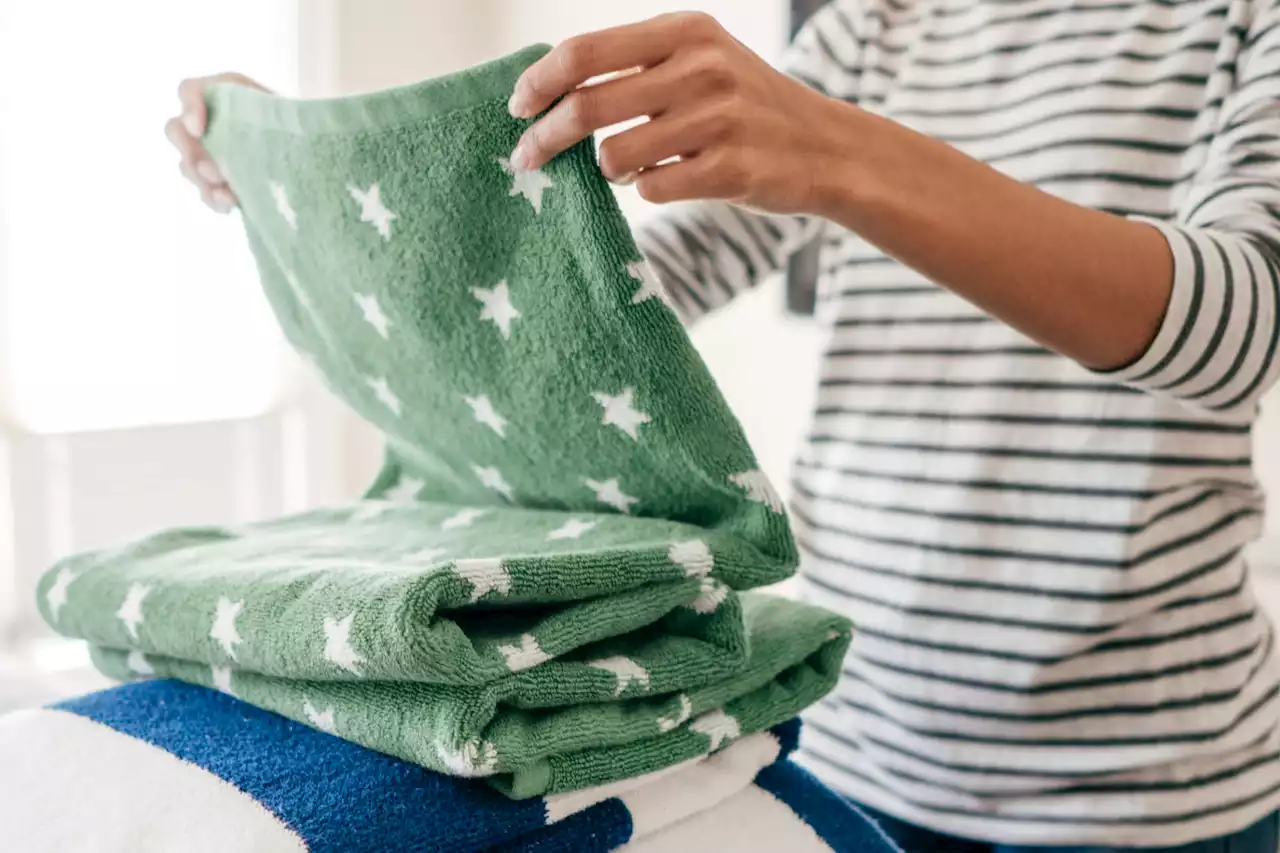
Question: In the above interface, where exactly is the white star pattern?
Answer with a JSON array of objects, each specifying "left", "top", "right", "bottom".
[
  {"left": 689, "top": 578, "right": 729, "bottom": 614},
  {"left": 472, "top": 281, "right": 520, "bottom": 340},
  {"left": 365, "top": 376, "right": 402, "bottom": 415},
  {"left": 464, "top": 395, "right": 509, "bottom": 437},
  {"left": 453, "top": 558, "right": 511, "bottom": 603},
  {"left": 588, "top": 656, "right": 651, "bottom": 697},
  {"left": 323, "top": 613, "right": 365, "bottom": 675},
  {"left": 442, "top": 507, "right": 488, "bottom": 530},
  {"left": 498, "top": 156, "right": 554, "bottom": 214},
  {"left": 473, "top": 465, "right": 515, "bottom": 501},
  {"left": 627, "top": 260, "right": 669, "bottom": 306},
  {"left": 270, "top": 181, "right": 297, "bottom": 230},
  {"left": 584, "top": 477, "right": 638, "bottom": 514},
  {"left": 657, "top": 695, "right": 693, "bottom": 733},
  {"left": 303, "top": 699, "right": 337, "bottom": 734},
  {"left": 690, "top": 709, "right": 740, "bottom": 752},
  {"left": 498, "top": 633, "right": 551, "bottom": 672},
  {"left": 668, "top": 540, "right": 714, "bottom": 578},
  {"left": 437, "top": 738, "right": 499, "bottom": 777},
  {"left": 211, "top": 665, "right": 235, "bottom": 695},
  {"left": 385, "top": 476, "right": 425, "bottom": 502},
  {"left": 45, "top": 567, "right": 75, "bottom": 622},
  {"left": 127, "top": 650, "right": 154, "bottom": 676},
  {"left": 354, "top": 293, "right": 392, "bottom": 338},
  {"left": 116, "top": 583, "right": 151, "bottom": 642},
  {"left": 348, "top": 183, "right": 398, "bottom": 240},
  {"left": 209, "top": 597, "right": 244, "bottom": 661},
  {"left": 729, "top": 470, "right": 784, "bottom": 514},
  {"left": 547, "top": 518, "right": 597, "bottom": 541},
  {"left": 592, "top": 388, "right": 651, "bottom": 440}
]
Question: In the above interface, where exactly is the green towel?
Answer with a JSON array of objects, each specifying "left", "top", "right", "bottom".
[
  {"left": 91, "top": 594, "right": 850, "bottom": 798},
  {"left": 36, "top": 44, "right": 850, "bottom": 795}
]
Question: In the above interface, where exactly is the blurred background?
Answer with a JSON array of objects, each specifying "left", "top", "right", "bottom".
[{"left": 1, "top": 0, "right": 1279, "bottom": 705}]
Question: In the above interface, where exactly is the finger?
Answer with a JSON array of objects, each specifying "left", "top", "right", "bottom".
[
  {"left": 510, "top": 60, "right": 701, "bottom": 172},
  {"left": 509, "top": 11, "right": 721, "bottom": 118},
  {"left": 166, "top": 117, "right": 206, "bottom": 165},
  {"left": 196, "top": 158, "right": 225, "bottom": 186},
  {"left": 177, "top": 77, "right": 210, "bottom": 138},
  {"left": 598, "top": 101, "right": 737, "bottom": 181},
  {"left": 634, "top": 150, "right": 751, "bottom": 205}
]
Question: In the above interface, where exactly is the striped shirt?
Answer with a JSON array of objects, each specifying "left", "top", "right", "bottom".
[{"left": 635, "top": 0, "right": 1280, "bottom": 845}]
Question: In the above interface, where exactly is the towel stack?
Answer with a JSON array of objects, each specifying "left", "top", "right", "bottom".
[{"left": 36, "top": 44, "right": 850, "bottom": 807}]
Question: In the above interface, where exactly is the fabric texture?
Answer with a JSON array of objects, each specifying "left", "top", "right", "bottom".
[
  {"left": 0, "top": 680, "right": 904, "bottom": 853},
  {"left": 35, "top": 43, "right": 849, "bottom": 797},
  {"left": 632, "top": 0, "right": 1280, "bottom": 845}
]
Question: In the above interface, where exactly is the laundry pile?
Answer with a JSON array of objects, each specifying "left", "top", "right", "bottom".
[{"left": 10, "top": 45, "right": 896, "bottom": 852}]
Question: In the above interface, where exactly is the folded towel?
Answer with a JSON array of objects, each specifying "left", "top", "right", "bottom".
[
  {"left": 0, "top": 680, "right": 902, "bottom": 853},
  {"left": 91, "top": 594, "right": 849, "bottom": 797}
]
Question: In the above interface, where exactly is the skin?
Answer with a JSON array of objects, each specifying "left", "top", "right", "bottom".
[{"left": 169, "top": 12, "right": 1172, "bottom": 370}]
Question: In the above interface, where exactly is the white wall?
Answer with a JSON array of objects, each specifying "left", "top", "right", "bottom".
[{"left": 328, "top": 0, "right": 823, "bottom": 495}]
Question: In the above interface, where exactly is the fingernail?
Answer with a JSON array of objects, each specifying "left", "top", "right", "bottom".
[
  {"left": 196, "top": 159, "right": 224, "bottom": 184},
  {"left": 182, "top": 112, "right": 204, "bottom": 138},
  {"left": 509, "top": 141, "right": 531, "bottom": 171},
  {"left": 507, "top": 86, "right": 529, "bottom": 118},
  {"left": 211, "top": 188, "right": 236, "bottom": 213},
  {"left": 610, "top": 171, "right": 638, "bottom": 187}
]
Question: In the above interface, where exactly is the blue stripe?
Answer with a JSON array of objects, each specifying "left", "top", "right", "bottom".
[
  {"left": 55, "top": 681, "right": 551, "bottom": 853},
  {"left": 754, "top": 762, "right": 906, "bottom": 853}
]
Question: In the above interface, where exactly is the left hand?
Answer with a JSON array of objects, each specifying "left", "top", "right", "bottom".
[{"left": 506, "top": 12, "right": 859, "bottom": 215}]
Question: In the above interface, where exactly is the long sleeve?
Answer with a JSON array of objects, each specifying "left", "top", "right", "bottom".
[
  {"left": 1095, "top": 0, "right": 1280, "bottom": 416},
  {"left": 633, "top": 1, "right": 864, "bottom": 323}
]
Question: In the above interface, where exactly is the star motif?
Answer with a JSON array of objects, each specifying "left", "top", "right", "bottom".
[
  {"left": 270, "top": 181, "right": 297, "bottom": 230},
  {"left": 384, "top": 475, "right": 424, "bottom": 502},
  {"left": 46, "top": 567, "right": 76, "bottom": 622},
  {"left": 209, "top": 596, "right": 244, "bottom": 661},
  {"left": 498, "top": 155, "right": 554, "bottom": 214},
  {"left": 592, "top": 388, "right": 651, "bottom": 440},
  {"left": 436, "top": 738, "right": 499, "bottom": 777},
  {"left": 116, "top": 583, "right": 151, "bottom": 642},
  {"left": 127, "top": 650, "right": 153, "bottom": 676},
  {"left": 473, "top": 465, "right": 515, "bottom": 501},
  {"left": 668, "top": 540, "right": 714, "bottom": 578},
  {"left": 588, "top": 656, "right": 651, "bottom": 697},
  {"left": 354, "top": 293, "right": 392, "bottom": 338},
  {"left": 690, "top": 709, "right": 740, "bottom": 751},
  {"left": 658, "top": 695, "right": 692, "bottom": 733},
  {"left": 584, "top": 477, "right": 638, "bottom": 514},
  {"left": 303, "top": 699, "right": 337, "bottom": 734},
  {"left": 211, "top": 665, "right": 234, "bottom": 695},
  {"left": 350, "top": 502, "right": 392, "bottom": 522},
  {"left": 452, "top": 558, "right": 511, "bottom": 603},
  {"left": 729, "top": 470, "right": 784, "bottom": 514},
  {"left": 365, "top": 375, "right": 402, "bottom": 415},
  {"left": 498, "top": 633, "right": 551, "bottom": 672},
  {"left": 442, "top": 507, "right": 487, "bottom": 530},
  {"left": 472, "top": 281, "right": 520, "bottom": 340},
  {"left": 689, "top": 578, "right": 729, "bottom": 614},
  {"left": 547, "top": 518, "right": 597, "bottom": 541},
  {"left": 323, "top": 612, "right": 365, "bottom": 675},
  {"left": 464, "top": 395, "right": 509, "bottom": 437},
  {"left": 348, "top": 183, "right": 397, "bottom": 240},
  {"left": 627, "top": 260, "right": 669, "bottom": 306}
]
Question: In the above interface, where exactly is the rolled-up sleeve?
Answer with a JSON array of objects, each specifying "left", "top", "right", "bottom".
[{"left": 1095, "top": 0, "right": 1280, "bottom": 416}]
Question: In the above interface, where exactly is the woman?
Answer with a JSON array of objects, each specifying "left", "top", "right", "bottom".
[{"left": 167, "top": 2, "right": 1280, "bottom": 850}]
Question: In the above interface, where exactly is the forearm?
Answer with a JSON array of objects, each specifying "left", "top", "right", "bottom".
[{"left": 813, "top": 106, "right": 1173, "bottom": 370}]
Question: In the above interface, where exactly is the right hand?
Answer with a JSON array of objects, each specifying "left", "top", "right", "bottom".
[{"left": 165, "top": 72, "right": 268, "bottom": 213}]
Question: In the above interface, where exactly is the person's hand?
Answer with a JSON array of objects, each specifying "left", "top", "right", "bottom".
[
  {"left": 506, "top": 12, "right": 858, "bottom": 215},
  {"left": 165, "top": 73, "right": 269, "bottom": 213}
]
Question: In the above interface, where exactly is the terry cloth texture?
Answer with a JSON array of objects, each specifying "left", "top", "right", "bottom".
[
  {"left": 35, "top": 43, "right": 851, "bottom": 797},
  {"left": 91, "top": 594, "right": 848, "bottom": 797},
  {"left": 0, "top": 680, "right": 902, "bottom": 853}
]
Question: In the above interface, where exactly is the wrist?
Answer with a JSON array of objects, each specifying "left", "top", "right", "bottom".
[{"left": 804, "top": 99, "right": 879, "bottom": 222}]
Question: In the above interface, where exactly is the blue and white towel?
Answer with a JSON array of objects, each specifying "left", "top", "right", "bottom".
[{"left": 0, "top": 680, "right": 901, "bottom": 852}]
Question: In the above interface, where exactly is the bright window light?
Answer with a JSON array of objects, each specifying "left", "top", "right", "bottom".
[{"left": 0, "top": 2, "right": 298, "bottom": 434}]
